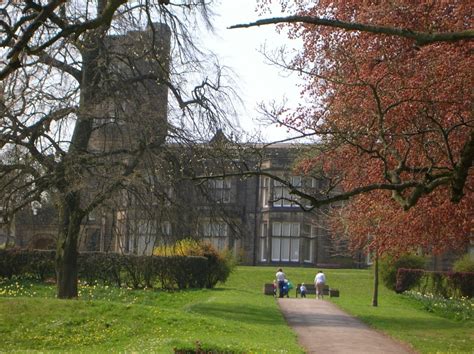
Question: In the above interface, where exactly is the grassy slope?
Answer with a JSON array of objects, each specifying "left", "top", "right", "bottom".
[
  {"left": 0, "top": 266, "right": 472, "bottom": 353},
  {"left": 0, "top": 271, "right": 303, "bottom": 353}
]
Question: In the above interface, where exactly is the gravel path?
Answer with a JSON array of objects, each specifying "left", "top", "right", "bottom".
[{"left": 277, "top": 298, "right": 416, "bottom": 354}]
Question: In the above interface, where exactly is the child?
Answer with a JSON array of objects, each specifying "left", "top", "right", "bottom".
[{"left": 300, "top": 283, "right": 307, "bottom": 298}]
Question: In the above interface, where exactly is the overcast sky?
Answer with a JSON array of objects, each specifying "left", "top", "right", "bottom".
[{"left": 204, "top": 0, "right": 303, "bottom": 142}]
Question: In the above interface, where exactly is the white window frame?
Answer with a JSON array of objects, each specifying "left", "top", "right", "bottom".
[
  {"left": 303, "top": 225, "right": 317, "bottom": 263},
  {"left": 262, "top": 177, "right": 270, "bottom": 207},
  {"left": 209, "top": 178, "right": 231, "bottom": 203},
  {"left": 271, "top": 222, "right": 300, "bottom": 262},
  {"left": 260, "top": 223, "right": 268, "bottom": 261},
  {"left": 202, "top": 221, "right": 229, "bottom": 250},
  {"left": 161, "top": 221, "right": 171, "bottom": 237},
  {"left": 272, "top": 176, "right": 301, "bottom": 208}
]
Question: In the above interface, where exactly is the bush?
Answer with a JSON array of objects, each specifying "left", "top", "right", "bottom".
[
  {"left": 453, "top": 254, "right": 474, "bottom": 273},
  {"left": 396, "top": 268, "right": 474, "bottom": 298},
  {"left": 446, "top": 271, "right": 474, "bottom": 298},
  {"left": 155, "top": 256, "right": 208, "bottom": 289},
  {"left": 24, "top": 250, "right": 55, "bottom": 281},
  {"left": 0, "top": 248, "right": 30, "bottom": 279},
  {"left": 0, "top": 248, "right": 55, "bottom": 280},
  {"left": 78, "top": 252, "right": 122, "bottom": 287},
  {"left": 396, "top": 268, "right": 425, "bottom": 293},
  {"left": 380, "top": 254, "right": 426, "bottom": 291},
  {"left": 154, "top": 238, "right": 235, "bottom": 288}
]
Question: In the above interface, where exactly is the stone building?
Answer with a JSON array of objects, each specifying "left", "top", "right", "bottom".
[
  {"left": 7, "top": 140, "right": 343, "bottom": 267},
  {"left": 120, "top": 138, "right": 340, "bottom": 266}
]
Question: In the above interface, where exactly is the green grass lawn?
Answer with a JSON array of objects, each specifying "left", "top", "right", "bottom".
[
  {"left": 0, "top": 270, "right": 303, "bottom": 353},
  {"left": 0, "top": 266, "right": 472, "bottom": 353}
]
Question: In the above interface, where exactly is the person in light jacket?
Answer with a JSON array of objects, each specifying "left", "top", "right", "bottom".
[
  {"left": 275, "top": 268, "right": 286, "bottom": 298},
  {"left": 314, "top": 270, "right": 326, "bottom": 299}
]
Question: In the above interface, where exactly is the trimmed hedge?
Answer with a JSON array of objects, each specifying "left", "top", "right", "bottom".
[
  {"left": 396, "top": 268, "right": 474, "bottom": 298},
  {"left": 0, "top": 249, "right": 55, "bottom": 281},
  {"left": 0, "top": 249, "right": 223, "bottom": 289},
  {"left": 395, "top": 268, "right": 425, "bottom": 294},
  {"left": 154, "top": 238, "right": 235, "bottom": 289}
]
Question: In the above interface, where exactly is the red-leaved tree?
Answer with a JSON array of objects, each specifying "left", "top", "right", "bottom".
[
  {"left": 236, "top": 1, "right": 473, "bottom": 305},
  {"left": 332, "top": 190, "right": 472, "bottom": 258},
  {"left": 237, "top": 0, "right": 473, "bottom": 210}
]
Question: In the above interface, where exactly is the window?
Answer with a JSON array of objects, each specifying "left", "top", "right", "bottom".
[
  {"left": 163, "top": 186, "right": 173, "bottom": 206},
  {"left": 260, "top": 223, "right": 268, "bottom": 261},
  {"left": 273, "top": 176, "right": 301, "bottom": 207},
  {"left": 261, "top": 177, "right": 270, "bottom": 207},
  {"left": 147, "top": 174, "right": 173, "bottom": 206},
  {"left": 151, "top": 221, "right": 172, "bottom": 250},
  {"left": 302, "top": 225, "right": 317, "bottom": 263},
  {"left": 202, "top": 221, "right": 228, "bottom": 250},
  {"left": 208, "top": 179, "right": 231, "bottom": 203},
  {"left": 161, "top": 221, "right": 171, "bottom": 237},
  {"left": 311, "top": 177, "right": 326, "bottom": 191},
  {"left": 271, "top": 222, "right": 300, "bottom": 262},
  {"left": 131, "top": 219, "right": 157, "bottom": 255}
]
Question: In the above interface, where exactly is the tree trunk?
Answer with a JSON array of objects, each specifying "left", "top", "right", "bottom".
[
  {"left": 372, "top": 252, "right": 379, "bottom": 307},
  {"left": 54, "top": 5, "right": 104, "bottom": 300},
  {"left": 56, "top": 192, "right": 83, "bottom": 299}
]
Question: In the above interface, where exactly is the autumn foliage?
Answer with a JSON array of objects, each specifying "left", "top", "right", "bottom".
[
  {"left": 259, "top": 1, "right": 473, "bottom": 256},
  {"left": 332, "top": 190, "right": 472, "bottom": 257}
]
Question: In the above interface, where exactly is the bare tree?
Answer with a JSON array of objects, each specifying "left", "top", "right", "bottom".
[{"left": 0, "top": 0, "right": 235, "bottom": 298}]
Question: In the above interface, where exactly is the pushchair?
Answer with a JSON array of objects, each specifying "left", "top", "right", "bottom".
[{"left": 281, "top": 279, "right": 292, "bottom": 298}]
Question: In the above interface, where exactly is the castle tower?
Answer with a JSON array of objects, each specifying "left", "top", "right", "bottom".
[
  {"left": 88, "top": 22, "right": 171, "bottom": 152},
  {"left": 83, "top": 23, "right": 171, "bottom": 253}
]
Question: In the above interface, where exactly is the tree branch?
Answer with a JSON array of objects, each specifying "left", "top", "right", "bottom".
[
  {"left": 0, "top": 0, "right": 127, "bottom": 80},
  {"left": 36, "top": 52, "right": 82, "bottom": 83},
  {"left": 229, "top": 16, "right": 474, "bottom": 46},
  {"left": 451, "top": 129, "right": 474, "bottom": 202}
]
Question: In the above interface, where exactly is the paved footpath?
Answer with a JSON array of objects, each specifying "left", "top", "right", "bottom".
[{"left": 278, "top": 298, "right": 416, "bottom": 354}]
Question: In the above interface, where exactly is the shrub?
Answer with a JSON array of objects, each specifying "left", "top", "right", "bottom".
[
  {"left": 453, "top": 254, "right": 474, "bottom": 273},
  {"left": 0, "top": 248, "right": 214, "bottom": 290},
  {"left": 154, "top": 238, "right": 235, "bottom": 288},
  {"left": 153, "top": 238, "right": 196, "bottom": 257},
  {"left": 78, "top": 252, "right": 122, "bottom": 287},
  {"left": 380, "top": 254, "right": 426, "bottom": 291},
  {"left": 155, "top": 255, "right": 208, "bottom": 289},
  {"left": 396, "top": 268, "right": 474, "bottom": 298},
  {"left": 118, "top": 254, "right": 210, "bottom": 290},
  {"left": 24, "top": 250, "right": 55, "bottom": 281},
  {"left": 0, "top": 248, "right": 30, "bottom": 279},
  {"left": 0, "top": 248, "right": 55, "bottom": 280},
  {"left": 446, "top": 271, "right": 474, "bottom": 298},
  {"left": 396, "top": 268, "right": 425, "bottom": 293}
]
